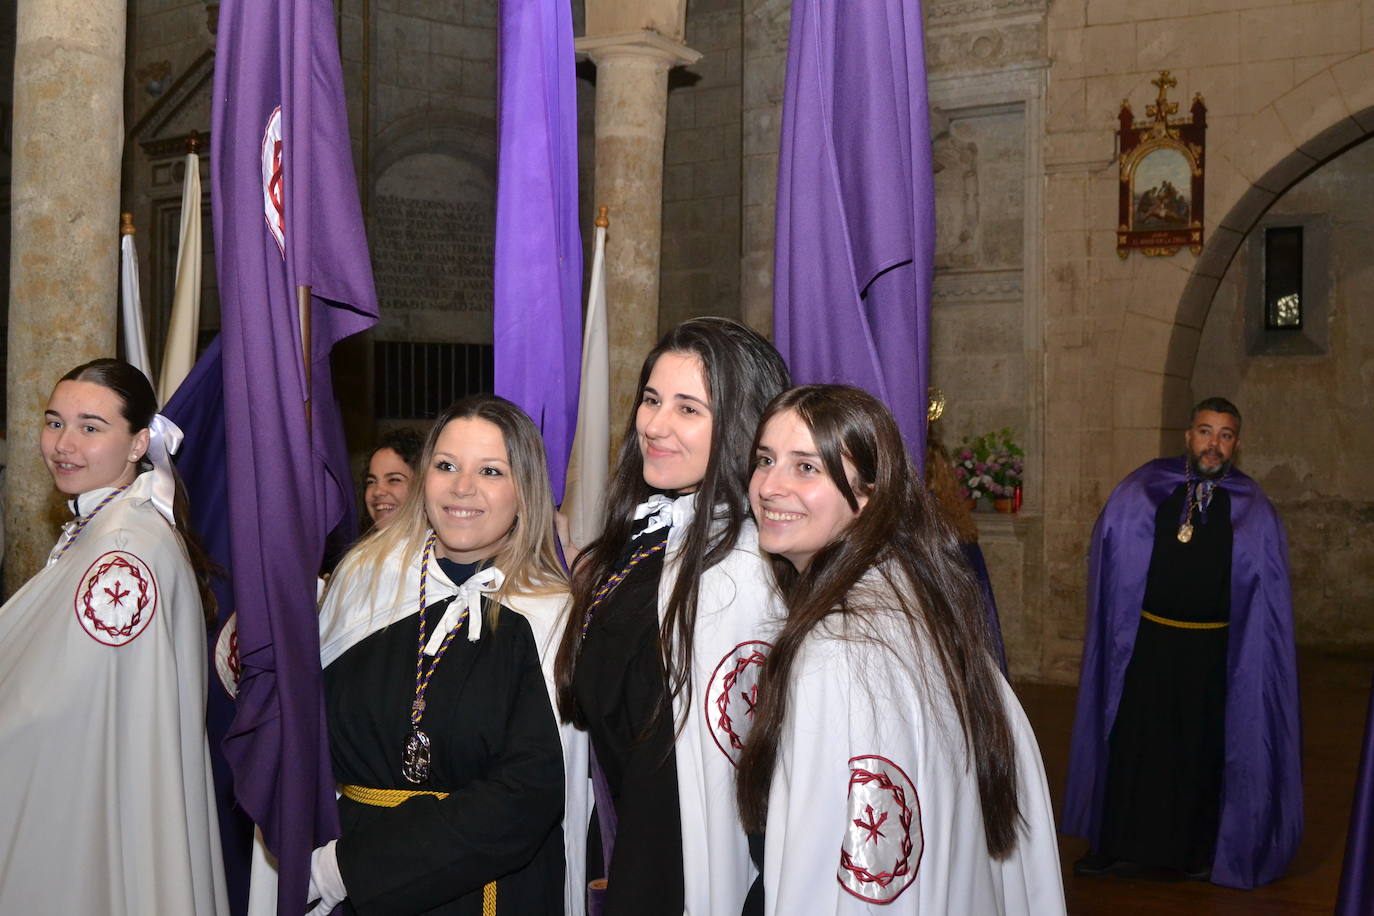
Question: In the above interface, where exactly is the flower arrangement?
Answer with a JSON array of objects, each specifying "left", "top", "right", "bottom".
[{"left": 954, "top": 429, "right": 1025, "bottom": 504}]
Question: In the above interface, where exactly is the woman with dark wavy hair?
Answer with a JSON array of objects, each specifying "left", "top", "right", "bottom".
[
  {"left": 0, "top": 358, "right": 227, "bottom": 914},
  {"left": 738, "top": 385, "right": 1063, "bottom": 914},
  {"left": 553, "top": 317, "right": 790, "bottom": 915}
]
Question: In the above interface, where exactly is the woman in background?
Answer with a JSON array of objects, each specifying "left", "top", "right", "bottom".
[
  {"left": 0, "top": 358, "right": 227, "bottom": 914},
  {"left": 925, "top": 413, "right": 1007, "bottom": 672},
  {"left": 739, "top": 385, "right": 1064, "bottom": 914},
  {"left": 308, "top": 394, "right": 586, "bottom": 915},
  {"left": 363, "top": 426, "right": 424, "bottom": 531},
  {"left": 553, "top": 317, "right": 790, "bottom": 915}
]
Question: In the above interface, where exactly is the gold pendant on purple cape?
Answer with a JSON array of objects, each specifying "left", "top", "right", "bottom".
[
  {"left": 1177, "top": 523, "right": 1194, "bottom": 543},
  {"left": 402, "top": 727, "right": 432, "bottom": 784}
]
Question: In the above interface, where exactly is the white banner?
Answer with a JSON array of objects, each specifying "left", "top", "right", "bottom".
[
  {"left": 158, "top": 152, "right": 203, "bottom": 404},
  {"left": 563, "top": 217, "right": 610, "bottom": 549},
  {"left": 119, "top": 230, "right": 151, "bottom": 380}
]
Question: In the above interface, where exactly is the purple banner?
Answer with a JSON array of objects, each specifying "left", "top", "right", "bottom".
[
  {"left": 211, "top": 0, "right": 378, "bottom": 910},
  {"left": 773, "top": 0, "right": 935, "bottom": 469},
  {"left": 493, "top": 0, "right": 583, "bottom": 500}
]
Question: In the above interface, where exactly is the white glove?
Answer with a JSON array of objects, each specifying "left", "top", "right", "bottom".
[{"left": 306, "top": 840, "right": 346, "bottom": 916}]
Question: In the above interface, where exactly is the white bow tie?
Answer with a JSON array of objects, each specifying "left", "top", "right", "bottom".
[
  {"left": 424, "top": 565, "right": 505, "bottom": 655},
  {"left": 632, "top": 494, "right": 676, "bottom": 539}
]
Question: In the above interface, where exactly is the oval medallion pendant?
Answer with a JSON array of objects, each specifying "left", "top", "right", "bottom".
[
  {"left": 1177, "top": 523, "right": 1194, "bottom": 543},
  {"left": 402, "top": 727, "right": 432, "bottom": 784}
]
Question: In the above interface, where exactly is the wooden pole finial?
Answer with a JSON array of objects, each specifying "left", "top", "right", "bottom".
[
  {"left": 594, "top": 205, "right": 609, "bottom": 228},
  {"left": 120, "top": 212, "right": 136, "bottom": 236},
  {"left": 186, "top": 130, "right": 201, "bottom": 154}
]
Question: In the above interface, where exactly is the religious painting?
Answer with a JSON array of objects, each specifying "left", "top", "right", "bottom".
[{"left": 1117, "top": 71, "right": 1206, "bottom": 258}]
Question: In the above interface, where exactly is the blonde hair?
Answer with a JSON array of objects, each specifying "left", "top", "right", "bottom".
[{"left": 328, "top": 395, "right": 567, "bottom": 620}]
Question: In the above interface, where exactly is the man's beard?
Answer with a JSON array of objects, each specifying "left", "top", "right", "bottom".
[{"left": 1188, "top": 449, "right": 1231, "bottom": 480}]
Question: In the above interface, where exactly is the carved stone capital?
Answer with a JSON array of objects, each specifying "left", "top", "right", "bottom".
[
  {"left": 585, "top": 0, "right": 687, "bottom": 44},
  {"left": 575, "top": 30, "right": 702, "bottom": 68}
]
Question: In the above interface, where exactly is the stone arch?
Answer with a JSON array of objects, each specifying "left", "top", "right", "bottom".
[
  {"left": 365, "top": 109, "right": 501, "bottom": 345},
  {"left": 367, "top": 109, "right": 498, "bottom": 191},
  {"left": 1150, "top": 51, "right": 1374, "bottom": 435}
]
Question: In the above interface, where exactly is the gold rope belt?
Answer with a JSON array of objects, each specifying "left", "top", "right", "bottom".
[
  {"left": 340, "top": 784, "right": 497, "bottom": 915},
  {"left": 1141, "top": 610, "right": 1229, "bottom": 630}
]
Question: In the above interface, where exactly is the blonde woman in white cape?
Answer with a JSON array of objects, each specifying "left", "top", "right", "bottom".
[
  {"left": 305, "top": 394, "right": 588, "bottom": 915},
  {"left": 0, "top": 358, "right": 228, "bottom": 915},
  {"left": 739, "top": 386, "right": 1064, "bottom": 915}
]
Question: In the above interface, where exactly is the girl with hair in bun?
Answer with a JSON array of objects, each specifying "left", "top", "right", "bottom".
[{"left": 0, "top": 358, "right": 228, "bottom": 914}]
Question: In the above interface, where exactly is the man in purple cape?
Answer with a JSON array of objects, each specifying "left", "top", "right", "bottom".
[{"left": 1062, "top": 398, "right": 1302, "bottom": 889}]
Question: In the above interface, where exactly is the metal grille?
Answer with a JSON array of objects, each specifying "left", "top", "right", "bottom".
[{"left": 374, "top": 341, "right": 494, "bottom": 420}]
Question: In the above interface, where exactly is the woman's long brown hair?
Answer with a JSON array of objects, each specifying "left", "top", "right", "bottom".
[
  {"left": 553, "top": 317, "right": 790, "bottom": 731},
  {"left": 736, "top": 385, "right": 1021, "bottom": 858}
]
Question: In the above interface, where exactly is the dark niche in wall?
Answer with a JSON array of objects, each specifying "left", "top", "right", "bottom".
[{"left": 1244, "top": 213, "right": 1330, "bottom": 357}]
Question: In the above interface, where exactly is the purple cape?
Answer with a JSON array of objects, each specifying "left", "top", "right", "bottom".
[
  {"left": 1337, "top": 677, "right": 1374, "bottom": 914},
  {"left": 1061, "top": 457, "right": 1302, "bottom": 889}
]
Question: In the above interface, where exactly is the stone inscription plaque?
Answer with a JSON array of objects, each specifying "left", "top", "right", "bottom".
[{"left": 372, "top": 194, "right": 493, "bottom": 313}]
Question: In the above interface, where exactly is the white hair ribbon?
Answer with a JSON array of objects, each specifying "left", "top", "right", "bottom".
[
  {"left": 632, "top": 494, "right": 676, "bottom": 539},
  {"left": 424, "top": 565, "right": 505, "bottom": 655},
  {"left": 145, "top": 413, "right": 184, "bottom": 526}
]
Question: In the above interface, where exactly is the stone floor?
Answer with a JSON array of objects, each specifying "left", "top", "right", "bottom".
[{"left": 1016, "top": 648, "right": 1372, "bottom": 915}]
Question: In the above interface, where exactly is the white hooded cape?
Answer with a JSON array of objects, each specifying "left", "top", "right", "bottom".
[
  {"left": 0, "top": 477, "right": 228, "bottom": 914},
  {"left": 659, "top": 494, "right": 787, "bottom": 915},
  {"left": 760, "top": 567, "right": 1064, "bottom": 914}
]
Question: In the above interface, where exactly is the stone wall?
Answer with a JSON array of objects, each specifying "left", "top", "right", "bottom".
[
  {"left": 1194, "top": 138, "right": 1374, "bottom": 648},
  {"left": 355, "top": 0, "right": 497, "bottom": 347},
  {"left": 659, "top": 0, "right": 744, "bottom": 332},
  {"left": 1042, "top": 0, "right": 1374, "bottom": 680},
  {"left": 126, "top": 0, "right": 213, "bottom": 129},
  {"left": 738, "top": 0, "right": 789, "bottom": 335}
]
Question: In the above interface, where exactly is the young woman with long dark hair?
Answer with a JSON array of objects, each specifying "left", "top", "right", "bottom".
[
  {"left": 302, "top": 394, "right": 586, "bottom": 915},
  {"left": 553, "top": 317, "right": 790, "bottom": 915},
  {"left": 0, "top": 358, "right": 227, "bottom": 914},
  {"left": 738, "top": 385, "right": 1064, "bottom": 914}
]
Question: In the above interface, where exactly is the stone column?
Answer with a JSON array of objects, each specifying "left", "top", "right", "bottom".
[
  {"left": 6, "top": 0, "right": 126, "bottom": 593},
  {"left": 740, "top": 0, "right": 792, "bottom": 338},
  {"left": 576, "top": 29, "right": 700, "bottom": 426}
]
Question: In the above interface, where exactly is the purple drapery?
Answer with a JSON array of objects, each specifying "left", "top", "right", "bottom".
[
  {"left": 163, "top": 337, "right": 254, "bottom": 916},
  {"left": 1337, "top": 679, "right": 1374, "bottom": 914},
  {"left": 773, "top": 0, "right": 935, "bottom": 470},
  {"left": 493, "top": 0, "right": 582, "bottom": 500},
  {"left": 1061, "top": 458, "right": 1303, "bottom": 889},
  {"left": 211, "top": 0, "right": 379, "bottom": 910}
]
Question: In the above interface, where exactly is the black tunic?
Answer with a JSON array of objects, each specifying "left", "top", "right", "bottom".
[
  {"left": 326, "top": 560, "right": 566, "bottom": 915},
  {"left": 1098, "top": 484, "right": 1232, "bottom": 871},
  {"left": 571, "top": 526, "right": 685, "bottom": 915}
]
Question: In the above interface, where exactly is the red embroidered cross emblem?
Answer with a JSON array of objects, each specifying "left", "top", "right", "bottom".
[
  {"left": 104, "top": 580, "right": 130, "bottom": 607},
  {"left": 269, "top": 140, "right": 285, "bottom": 234},
  {"left": 854, "top": 805, "right": 888, "bottom": 844}
]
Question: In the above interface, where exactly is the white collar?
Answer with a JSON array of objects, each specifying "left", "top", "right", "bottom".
[{"left": 423, "top": 564, "right": 505, "bottom": 655}]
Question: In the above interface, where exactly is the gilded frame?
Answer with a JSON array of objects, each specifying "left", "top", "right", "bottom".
[{"left": 1116, "top": 72, "right": 1206, "bottom": 258}]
